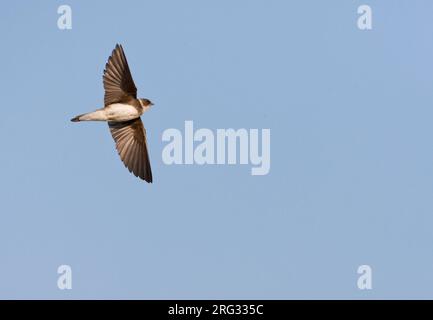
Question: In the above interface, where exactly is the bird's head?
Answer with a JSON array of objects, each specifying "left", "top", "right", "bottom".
[{"left": 139, "top": 98, "right": 154, "bottom": 108}]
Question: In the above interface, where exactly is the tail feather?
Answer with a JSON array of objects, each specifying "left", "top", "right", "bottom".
[
  {"left": 70, "top": 109, "right": 107, "bottom": 122},
  {"left": 71, "top": 114, "right": 83, "bottom": 122}
]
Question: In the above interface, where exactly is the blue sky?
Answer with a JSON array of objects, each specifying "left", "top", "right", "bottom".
[{"left": 1, "top": 1, "right": 433, "bottom": 299}]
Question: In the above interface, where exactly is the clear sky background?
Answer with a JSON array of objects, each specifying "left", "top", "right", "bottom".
[{"left": 1, "top": 1, "right": 433, "bottom": 299}]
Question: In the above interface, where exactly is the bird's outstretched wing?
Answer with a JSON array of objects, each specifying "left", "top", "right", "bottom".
[
  {"left": 103, "top": 44, "right": 138, "bottom": 106},
  {"left": 108, "top": 118, "right": 152, "bottom": 183}
]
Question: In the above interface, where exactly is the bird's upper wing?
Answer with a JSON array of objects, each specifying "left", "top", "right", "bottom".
[
  {"left": 103, "top": 44, "right": 138, "bottom": 106},
  {"left": 108, "top": 118, "right": 152, "bottom": 182}
]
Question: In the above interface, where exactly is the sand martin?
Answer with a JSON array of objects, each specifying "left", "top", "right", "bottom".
[{"left": 71, "top": 44, "right": 153, "bottom": 183}]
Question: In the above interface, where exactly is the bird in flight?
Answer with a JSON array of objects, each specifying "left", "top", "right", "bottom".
[{"left": 71, "top": 44, "right": 153, "bottom": 182}]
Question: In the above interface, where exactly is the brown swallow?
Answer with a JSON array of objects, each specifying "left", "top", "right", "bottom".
[{"left": 71, "top": 44, "right": 153, "bottom": 182}]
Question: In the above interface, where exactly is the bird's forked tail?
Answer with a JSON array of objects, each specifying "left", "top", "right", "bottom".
[
  {"left": 71, "top": 114, "right": 83, "bottom": 122},
  {"left": 70, "top": 109, "right": 107, "bottom": 122}
]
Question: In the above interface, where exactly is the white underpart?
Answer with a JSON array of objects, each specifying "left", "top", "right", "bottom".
[
  {"left": 78, "top": 103, "right": 150, "bottom": 122},
  {"left": 104, "top": 103, "right": 142, "bottom": 122}
]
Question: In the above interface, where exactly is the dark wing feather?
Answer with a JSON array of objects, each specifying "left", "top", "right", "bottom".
[
  {"left": 103, "top": 44, "right": 137, "bottom": 106},
  {"left": 108, "top": 118, "right": 152, "bottom": 183}
]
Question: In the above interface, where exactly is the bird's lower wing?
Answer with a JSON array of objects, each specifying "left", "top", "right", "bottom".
[{"left": 108, "top": 118, "right": 152, "bottom": 183}]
